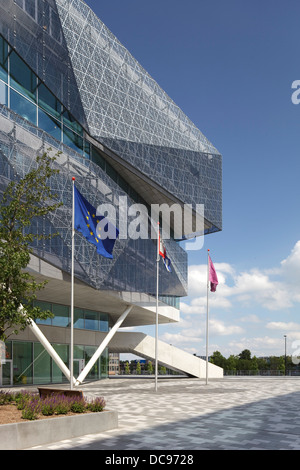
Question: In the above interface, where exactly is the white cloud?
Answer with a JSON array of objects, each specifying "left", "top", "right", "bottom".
[
  {"left": 240, "top": 314, "right": 261, "bottom": 323},
  {"left": 281, "top": 240, "right": 300, "bottom": 284},
  {"left": 184, "top": 240, "right": 300, "bottom": 315},
  {"left": 169, "top": 240, "right": 300, "bottom": 357},
  {"left": 209, "top": 318, "right": 244, "bottom": 336},
  {"left": 266, "top": 321, "right": 300, "bottom": 331},
  {"left": 228, "top": 336, "right": 282, "bottom": 356}
]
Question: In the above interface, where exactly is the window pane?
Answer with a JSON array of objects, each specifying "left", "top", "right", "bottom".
[
  {"left": 10, "top": 51, "right": 37, "bottom": 102},
  {"left": 52, "top": 344, "right": 68, "bottom": 383},
  {"left": 100, "top": 348, "right": 108, "bottom": 378},
  {"left": 25, "top": 0, "right": 36, "bottom": 19},
  {"left": 0, "top": 36, "right": 8, "bottom": 83},
  {"left": 38, "top": 82, "right": 61, "bottom": 119},
  {"left": 35, "top": 300, "right": 52, "bottom": 325},
  {"left": 62, "top": 108, "right": 83, "bottom": 135},
  {"left": 10, "top": 89, "right": 37, "bottom": 125},
  {"left": 74, "top": 345, "right": 84, "bottom": 360},
  {"left": 85, "top": 311, "right": 98, "bottom": 331},
  {"left": 4, "top": 341, "right": 12, "bottom": 360},
  {"left": 38, "top": 108, "right": 61, "bottom": 141},
  {"left": 91, "top": 146, "right": 105, "bottom": 169},
  {"left": 13, "top": 341, "right": 33, "bottom": 385},
  {"left": 51, "top": 8, "right": 62, "bottom": 42},
  {"left": 0, "top": 81, "right": 7, "bottom": 105},
  {"left": 85, "top": 346, "right": 99, "bottom": 380},
  {"left": 74, "top": 308, "right": 84, "bottom": 329},
  {"left": 63, "top": 126, "right": 83, "bottom": 153},
  {"left": 83, "top": 140, "right": 90, "bottom": 159},
  {"left": 52, "top": 304, "right": 69, "bottom": 327},
  {"left": 38, "top": 2, "right": 50, "bottom": 32},
  {"left": 33, "top": 343, "right": 51, "bottom": 384},
  {"left": 100, "top": 313, "right": 109, "bottom": 332}
]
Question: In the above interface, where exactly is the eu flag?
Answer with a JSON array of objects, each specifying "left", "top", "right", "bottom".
[{"left": 74, "top": 185, "right": 119, "bottom": 259}]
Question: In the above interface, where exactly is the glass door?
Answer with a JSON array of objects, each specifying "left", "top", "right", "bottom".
[
  {"left": 73, "top": 359, "right": 85, "bottom": 379},
  {"left": 1, "top": 360, "right": 13, "bottom": 386}
]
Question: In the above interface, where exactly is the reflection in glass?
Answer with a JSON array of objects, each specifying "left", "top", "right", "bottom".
[
  {"left": 63, "top": 108, "right": 83, "bottom": 135},
  {"left": 63, "top": 126, "right": 83, "bottom": 153},
  {"left": 33, "top": 343, "right": 51, "bottom": 384},
  {"left": 74, "top": 345, "right": 84, "bottom": 360},
  {"left": 35, "top": 300, "right": 52, "bottom": 325},
  {"left": 52, "top": 304, "right": 69, "bottom": 327},
  {"left": 12, "top": 341, "right": 33, "bottom": 385},
  {"left": 38, "top": 82, "right": 61, "bottom": 120},
  {"left": 38, "top": 108, "right": 61, "bottom": 141},
  {"left": 74, "top": 308, "right": 84, "bottom": 329},
  {"left": 0, "top": 81, "right": 7, "bottom": 105},
  {"left": 52, "top": 344, "right": 68, "bottom": 383},
  {"left": 100, "top": 313, "right": 109, "bottom": 332},
  {"left": 10, "top": 89, "right": 37, "bottom": 125},
  {"left": 10, "top": 51, "right": 37, "bottom": 102},
  {"left": 0, "top": 36, "right": 8, "bottom": 83},
  {"left": 85, "top": 311, "right": 98, "bottom": 331}
]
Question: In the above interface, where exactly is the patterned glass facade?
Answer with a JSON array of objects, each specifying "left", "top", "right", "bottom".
[{"left": 0, "top": 0, "right": 222, "bottom": 305}]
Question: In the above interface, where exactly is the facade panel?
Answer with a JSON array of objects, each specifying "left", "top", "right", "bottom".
[{"left": 0, "top": 0, "right": 222, "bottom": 384}]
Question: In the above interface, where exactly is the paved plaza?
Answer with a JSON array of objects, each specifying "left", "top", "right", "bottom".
[{"left": 23, "top": 376, "right": 300, "bottom": 450}]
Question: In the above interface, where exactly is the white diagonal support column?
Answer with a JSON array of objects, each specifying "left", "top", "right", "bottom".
[
  {"left": 75, "top": 305, "right": 133, "bottom": 386},
  {"left": 27, "top": 316, "right": 76, "bottom": 386},
  {"left": 18, "top": 303, "right": 76, "bottom": 386}
]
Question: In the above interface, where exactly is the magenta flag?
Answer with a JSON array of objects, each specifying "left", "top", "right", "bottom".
[{"left": 209, "top": 255, "right": 218, "bottom": 292}]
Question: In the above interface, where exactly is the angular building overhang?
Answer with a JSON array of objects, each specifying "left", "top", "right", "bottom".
[
  {"left": 88, "top": 134, "right": 214, "bottom": 239},
  {"left": 56, "top": 0, "right": 222, "bottom": 234},
  {"left": 27, "top": 254, "right": 180, "bottom": 328}
]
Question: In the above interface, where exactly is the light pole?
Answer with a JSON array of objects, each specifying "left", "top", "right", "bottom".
[{"left": 284, "top": 335, "right": 287, "bottom": 376}]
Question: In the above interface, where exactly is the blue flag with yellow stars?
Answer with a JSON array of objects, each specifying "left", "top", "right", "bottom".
[{"left": 74, "top": 185, "right": 119, "bottom": 259}]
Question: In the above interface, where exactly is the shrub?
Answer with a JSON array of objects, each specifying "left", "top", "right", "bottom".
[
  {"left": 15, "top": 390, "right": 37, "bottom": 410},
  {"left": 2, "top": 390, "right": 106, "bottom": 420},
  {"left": 22, "top": 398, "right": 41, "bottom": 421},
  {"left": 86, "top": 397, "right": 106, "bottom": 412},
  {"left": 70, "top": 398, "right": 86, "bottom": 413},
  {"left": 40, "top": 397, "right": 56, "bottom": 416},
  {"left": 54, "top": 396, "right": 72, "bottom": 415},
  {"left": 0, "top": 391, "right": 14, "bottom": 405}
]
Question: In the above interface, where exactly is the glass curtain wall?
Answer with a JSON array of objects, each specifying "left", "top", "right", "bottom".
[
  {"left": 4, "top": 340, "right": 108, "bottom": 385},
  {"left": 34, "top": 300, "right": 109, "bottom": 332},
  {"left": 0, "top": 33, "right": 149, "bottom": 207}
]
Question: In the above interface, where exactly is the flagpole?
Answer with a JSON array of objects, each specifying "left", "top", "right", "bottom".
[
  {"left": 206, "top": 249, "right": 209, "bottom": 385},
  {"left": 155, "top": 221, "right": 159, "bottom": 392},
  {"left": 70, "top": 177, "right": 75, "bottom": 390}
]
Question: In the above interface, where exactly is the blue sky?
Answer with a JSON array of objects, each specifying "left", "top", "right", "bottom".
[{"left": 85, "top": 0, "right": 300, "bottom": 359}]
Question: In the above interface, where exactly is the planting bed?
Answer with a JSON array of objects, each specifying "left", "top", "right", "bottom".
[{"left": 0, "top": 390, "right": 118, "bottom": 449}]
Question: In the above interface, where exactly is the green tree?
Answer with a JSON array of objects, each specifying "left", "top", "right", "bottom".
[
  {"left": 136, "top": 361, "right": 141, "bottom": 375},
  {"left": 225, "top": 355, "right": 238, "bottom": 372},
  {"left": 257, "top": 357, "right": 269, "bottom": 370},
  {"left": 239, "top": 349, "right": 252, "bottom": 361},
  {"left": 269, "top": 356, "right": 285, "bottom": 372},
  {"left": 210, "top": 351, "right": 227, "bottom": 369},
  {"left": 125, "top": 361, "right": 130, "bottom": 374},
  {"left": 0, "top": 152, "right": 62, "bottom": 341},
  {"left": 147, "top": 361, "right": 153, "bottom": 374}
]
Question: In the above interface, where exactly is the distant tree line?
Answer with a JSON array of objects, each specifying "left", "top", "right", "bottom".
[
  {"left": 209, "top": 349, "right": 297, "bottom": 374},
  {"left": 120, "top": 360, "right": 180, "bottom": 375}
]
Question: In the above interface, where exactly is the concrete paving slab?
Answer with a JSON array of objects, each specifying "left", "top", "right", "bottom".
[{"left": 12, "top": 376, "right": 300, "bottom": 450}]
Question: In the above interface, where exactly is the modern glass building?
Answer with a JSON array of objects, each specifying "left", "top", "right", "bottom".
[{"left": 0, "top": 0, "right": 222, "bottom": 386}]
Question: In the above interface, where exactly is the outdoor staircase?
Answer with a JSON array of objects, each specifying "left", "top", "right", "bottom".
[{"left": 109, "top": 331, "right": 223, "bottom": 378}]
